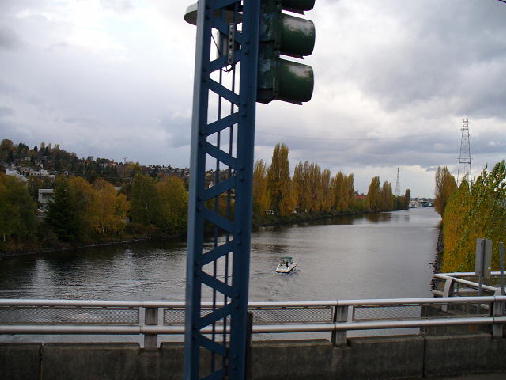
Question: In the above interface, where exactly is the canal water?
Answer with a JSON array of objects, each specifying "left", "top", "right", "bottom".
[{"left": 0, "top": 208, "right": 440, "bottom": 301}]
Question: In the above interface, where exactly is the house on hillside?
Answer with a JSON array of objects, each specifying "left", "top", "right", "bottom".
[
  {"left": 38, "top": 189, "right": 54, "bottom": 208},
  {"left": 5, "top": 168, "right": 28, "bottom": 182}
]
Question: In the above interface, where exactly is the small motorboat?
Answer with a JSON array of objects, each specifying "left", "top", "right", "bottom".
[{"left": 276, "top": 256, "right": 297, "bottom": 273}]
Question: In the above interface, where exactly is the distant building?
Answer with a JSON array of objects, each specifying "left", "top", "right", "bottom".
[
  {"left": 38, "top": 189, "right": 54, "bottom": 206},
  {"left": 5, "top": 168, "right": 28, "bottom": 182}
]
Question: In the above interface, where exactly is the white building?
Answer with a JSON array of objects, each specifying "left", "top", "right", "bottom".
[
  {"left": 5, "top": 168, "right": 28, "bottom": 182},
  {"left": 38, "top": 189, "right": 54, "bottom": 205}
]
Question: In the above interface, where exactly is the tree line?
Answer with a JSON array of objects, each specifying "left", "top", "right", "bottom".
[
  {"left": 0, "top": 138, "right": 182, "bottom": 185},
  {"left": 0, "top": 173, "right": 187, "bottom": 251},
  {"left": 253, "top": 143, "right": 410, "bottom": 221},
  {"left": 1, "top": 141, "right": 410, "bottom": 252},
  {"left": 434, "top": 161, "right": 506, "bottom": 272}
]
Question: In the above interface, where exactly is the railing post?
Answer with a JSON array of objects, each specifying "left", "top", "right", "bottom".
[
  {"left": 442, "top": 278, "right": 454, "bottom": 312},
  {"left": 144, "top": 307, "right": 159, "bottom": 348},
  {"left": 493, "top": 291, "right": 504, "bottom": 338},
  {"left": 331, "top": 304, "right": 349, "bottom": 346}
]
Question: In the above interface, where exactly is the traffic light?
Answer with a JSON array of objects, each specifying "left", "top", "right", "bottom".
[{"left": 257, "top": 0, "right": 316, "bottom": 104}]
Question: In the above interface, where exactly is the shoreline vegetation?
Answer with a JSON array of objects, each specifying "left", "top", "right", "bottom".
[
  {"left": 1, "top": 139, "right": 410, "bottom": 257},
  {"left": 434, "top": 161, "right": 506, "bottom": 272},
  {"left": 1, "top": 208, "right": 395, "bottom": 258}
]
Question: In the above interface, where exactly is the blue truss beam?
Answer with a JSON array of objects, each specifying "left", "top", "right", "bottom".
[{"left": 184, "top": 1, "right": 260, "bottom": 379}]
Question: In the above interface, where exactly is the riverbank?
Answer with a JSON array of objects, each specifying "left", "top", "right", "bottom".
[
  {"left": 253, "top": 208, "right": 404, "bottom": 228},
  {"left": 1, "top": 208, "right": 409, "bottom": 258},
  {"left": 0, "top": 231, "right": 186, "bottom": 259}
]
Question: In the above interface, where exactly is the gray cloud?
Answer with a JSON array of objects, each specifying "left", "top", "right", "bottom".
[
  {"left": 100, "top": 0, "right": 134, "bottom": 13},
  {"left": 335, "top": 1, "right": 506, "bottom": 118},
  {"left": 1, "top": 0, "right": 505, "bottom": 197},
  {"left": 0, "top": 106, "right": 14, "bottom": 118},
  {"left": 0, "top": 27, "right": 23, "bottom": 50}
]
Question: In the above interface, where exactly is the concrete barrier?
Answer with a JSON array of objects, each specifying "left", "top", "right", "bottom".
[
  {"left": 424, "top": 334, "right": 506, "bottom": 378},
  {"left": 1, "top": 335, "right": 506, "bottom": 379},
  {"left": 0, "top": 344, "right": 40, "bottom": 380}
]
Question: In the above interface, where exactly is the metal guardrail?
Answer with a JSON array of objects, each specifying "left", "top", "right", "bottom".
[
  {"left": 1, "top": 295, "right": 505, "bottom": 347},
  {"left": 432, "top": 272, "right": 503, "bottom": 298}
]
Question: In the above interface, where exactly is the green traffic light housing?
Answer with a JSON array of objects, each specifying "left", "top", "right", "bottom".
[{"left": 257, "top": 0, "right": 316, "bottom": 104}]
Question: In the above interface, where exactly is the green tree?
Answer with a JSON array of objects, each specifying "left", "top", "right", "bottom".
[
  {"left": 155, "top": 176, "right": 188, "bottom": 234},
  {"left": 129, "top": 174, "right": 160, "bottom": 225},
  {"left": 0, "top": 174, "right": 37, "bottom": 243},
  {"left": 0, "top": 139, "right": 15, "bottom": 163},
  {"left": 46, "top": 176, "right": 94, "bottom": 242},
  {"left": 46, "top": 178, "right": 75, "bottom": 242}
]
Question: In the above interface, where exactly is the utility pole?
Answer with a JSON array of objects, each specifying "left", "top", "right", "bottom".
[
  {"left": 457, "top": 118, "right": 472, "bottom": 184},
  {"left": 183, "top": 1, "right": 315, "bottom": 378}
]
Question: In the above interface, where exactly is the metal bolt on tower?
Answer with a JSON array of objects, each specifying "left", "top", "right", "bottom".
[{"left": 457, "top": 118, "right": 472, "bottom": 184}]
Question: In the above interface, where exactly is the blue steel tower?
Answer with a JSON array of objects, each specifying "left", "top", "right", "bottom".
[
  {"left": 184, "top": 1, "right": 315, "bottom": 378},
  {"left": 184, "top": 2, "right": 260, "bottom": 379}
]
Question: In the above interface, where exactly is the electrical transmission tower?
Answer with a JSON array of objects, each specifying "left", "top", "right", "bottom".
[
  {"left": 457, "top": 118, "right": 472, "bottom": 184},
  {"left": 394, "top": 168, "right": 400, "bottom": 197}
]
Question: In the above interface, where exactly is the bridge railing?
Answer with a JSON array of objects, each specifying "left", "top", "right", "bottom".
[
  {"left": 432, "top": 271, "right": 505, "bottom": 298},
  {"left": 1, "top": 296, "right": 505, "bottom": 347}
]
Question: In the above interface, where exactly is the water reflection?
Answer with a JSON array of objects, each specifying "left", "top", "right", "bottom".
[{"left": 365, "top": 213, "right": 391, "bottom": 223}]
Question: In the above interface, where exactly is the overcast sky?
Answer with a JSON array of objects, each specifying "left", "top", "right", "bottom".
[{"left": 1, "top": 0, "right": 505, "bottom": 197}]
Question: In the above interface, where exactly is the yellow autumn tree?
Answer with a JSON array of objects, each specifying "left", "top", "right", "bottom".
[
  {"left": 434, "top": 166, "right": 457, "bottom": 216},
  {"left": 293, "top": 161, "right": 310, "bottom": 213},
  {"left": 90, "top": 179, "right": 129, "bottom": 236},
  {"left": 252, "top": 160, "right": 270, "bottom": 217},
  {"left": 155, "top": 176, "right": 188, "bottom": 234},
  {"left": 267, "top": 143, "right": 293, "bottom": 216},
  {"left": 381, "top": 181, "right": 394, "bottom": 211},
  {"left": 442, "top": 161, "right": 506, "bottom": 272},
  {"left": 68, "top": 176, "right": 95, "bottom": 241},
  {"left": 321, "top": 169, "right": 332, "bottom": 212},
  {"left": 367, "top": 176, "right": 382, "bottom": 212}
]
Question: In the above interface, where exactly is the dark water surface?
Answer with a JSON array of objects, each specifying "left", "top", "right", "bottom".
[{"left": 0, "top": 208, "right": 440, "bottom": 301}]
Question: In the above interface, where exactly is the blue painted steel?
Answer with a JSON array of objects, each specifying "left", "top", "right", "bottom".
[{"left": 184, "top": 1, "right": 260, "bottom": 379}]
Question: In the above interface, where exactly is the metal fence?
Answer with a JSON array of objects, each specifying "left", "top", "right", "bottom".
[
  {"left": 1, "top": 295, "right": 505, "bottom": 347},
  {"left": 432, "top": 271, "right": 505, "bottom": 298}
]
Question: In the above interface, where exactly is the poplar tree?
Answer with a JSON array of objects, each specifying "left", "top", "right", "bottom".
[
  {"left": 367, "top": 176, "right": 382, "bottom": 212},
  {"left": 267, "top": 143, "right": 292, "bottom": 216},
  {"left": 253, "top": 160, "right": 270, "bottom": 217},
  {"left": 381, "top": 181, "right": 393, "bottom": 211},
  {"left": 321, "top": 169, "right": 332, "bottom": 212},
  {"left": 434, "top": 166, "right": 457, "bottom": 216},
  {"left": 442, "top": 161, "right": 506, "bottom": 272}
]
